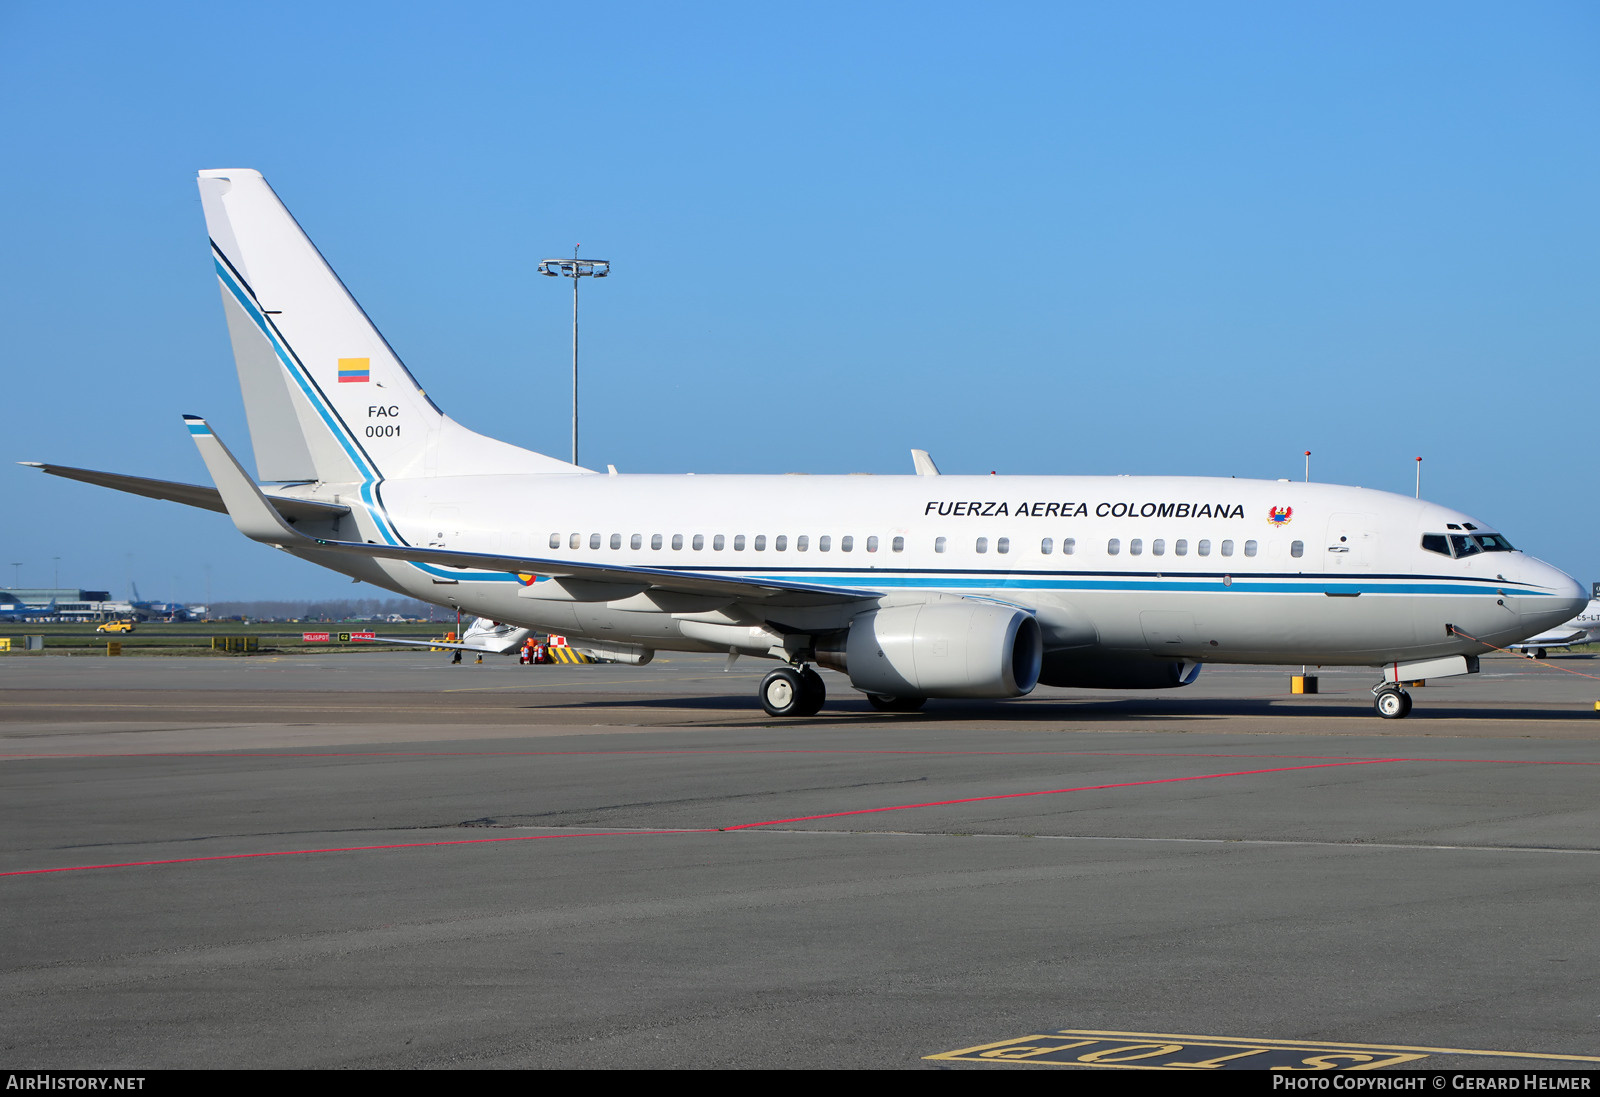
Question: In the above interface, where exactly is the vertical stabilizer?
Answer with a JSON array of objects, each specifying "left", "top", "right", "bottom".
[{"left": 197, "top": 169, "right": 589, "bottom": 483}]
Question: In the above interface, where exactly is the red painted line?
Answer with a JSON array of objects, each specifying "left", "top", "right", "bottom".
[
  {"left": 0, "top": 828, "right": 712, "bottom": 878},
  {"left": 6, "top": 754, "right": 1581, "bottom": 878},
  {"left": 721, "top": 759, "right": 1406, "bottom": 830},
  {"left": 4, "top": 749, "right": 1595, "bottom": 768},
  {"left": 0, "top": 747, "right": 1517, "bottom": 761}
]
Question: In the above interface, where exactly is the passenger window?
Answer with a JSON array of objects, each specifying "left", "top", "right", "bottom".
[
  {"left": 1130, "top": 538, "right": 1143, "bottom": 556},
  {"left": 775, "top": 535, "right": 788, "bottom": 551},
  {"left": 1175, "top": 539, "right": 1188, "bottom": 556},
  {"left": 1290, "top": 540, "right": 1304, "bottom": 558},
  {"left": 549, "top": 533, "right": 561, "bottom": 550},
  {"left": 569, "top": 533, "right": 581, "bottom": 550},
  {"left": 713, "top": 534, "right": 725, "bottom": 551},
  {"left": 935, "top": 537, "right": 947, "bottom": 553},
  {"left": 818, "top": 535, "right": 831, "bottom": 552},
  {"left": 1041, "top": 537, "right": 1054, "bottom": 555},
  {"left": 866, "top": 536, "right": 879, "bottom": 553},
  {"left": 997, "top": 537, "right": 1010, "bottom": 554},
  {"left": 734, "top": 535, "right": 745, "bottom": 551},
  {"left": 692, "top": 534, "right": 705, "bottom": 551},
  {"left": 651, "top": 534, "right": 663, "bottom": 550},
  {"left": 610, "top": 533, "right": 622, "bottom": 550},
  {"left": 892, "top": 536, "right": 905, "bottom": 553},
  {"left": 1221, "top": 540, "right": 1234, "bottom": 557},
  {"left": 976, "top": 537, "right": 988, "bottom": 554},
  {"left": 1062, "top": 537, "right": 1075, "bottom": 555},
  {"left": 1244, "top": 540, "right": 1258, "bottom": 557},
  {"left": 1198, "top": 539, "right": 1211, "bottom": 556},
  {"left": 672, "top": 534, "right": 684, "bottom": 550},
  {"left": 754, "top": 535, "right": 767, "bottom": 551},
  {"left": 841, "top": 536, "right": 853, "bottom": 552},
  {"left": 1152, "top": 539, "right": 1165, "bottom": 556},
  {"left": 796, "top": 535, "right": 809, "bottom": 551},
  {"left": 630, "top": 534, "right": 642, "bottom": 550},
  {"left": 1108, "top": 538, "right": 1121, "bottom": 555},
  {"left": 589, "top": 533, "right": 601, "bottom": 550}
]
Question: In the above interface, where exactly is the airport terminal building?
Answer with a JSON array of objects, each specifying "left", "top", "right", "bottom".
[{"left": 0, "top": 589, "right": 133, "bottom": 622}]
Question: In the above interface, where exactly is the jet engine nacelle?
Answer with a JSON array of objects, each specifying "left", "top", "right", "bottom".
[
  {"left": 822, "top": 602, "right": 1043, "bottom": 698},
  {"left": 1038, "top": 655, "right": 1202, "bottom": 690}
]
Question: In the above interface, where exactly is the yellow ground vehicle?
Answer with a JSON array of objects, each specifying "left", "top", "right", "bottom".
[{"left": 96, "top": 620, "right": 136, "bottom": 634}]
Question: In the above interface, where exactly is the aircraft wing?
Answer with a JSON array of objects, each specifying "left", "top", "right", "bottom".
[
  {"left": 317, "top": 541, "right": 873, "bottom": 604},
  {"left": 183, "top": 417, "right": 879, "bottom": 607},
  {"left": 1509, "top": 629, "right": 1588, "bottom": 650},
  {"left": 21, "top": 462, "right": 349, "bottom": 524}
]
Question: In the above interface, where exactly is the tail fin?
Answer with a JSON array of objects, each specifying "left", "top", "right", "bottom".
[{"left": 197, "top": 169, "right": 588, "bottom": 483}]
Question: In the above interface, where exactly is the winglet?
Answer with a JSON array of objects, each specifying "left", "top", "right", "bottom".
[
  {"left": 911, "top": 449, "right": 941, "bottom": 476},
  {"left": 183, "top": 415, "right": 302, "bottom": 544}
]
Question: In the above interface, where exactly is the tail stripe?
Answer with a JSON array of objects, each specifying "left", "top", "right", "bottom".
[
  {"left": 212, "top": 249, "right": 378, "bottom": 482},
  {"left": 214, "top": 250, "right": 521, "bottom": 584}
]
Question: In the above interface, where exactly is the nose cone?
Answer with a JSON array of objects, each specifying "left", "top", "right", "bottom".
[{"left": 1513, "top": 559, "right": 1588, "bottom": 634}]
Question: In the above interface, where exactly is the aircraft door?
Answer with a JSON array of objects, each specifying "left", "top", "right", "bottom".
[{"left": 1324, "top": 513, "right": 1377, "bottom": 570}]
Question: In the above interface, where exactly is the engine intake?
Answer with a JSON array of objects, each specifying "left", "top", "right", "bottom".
[{"left": 819, "top": 602, "right": 1042, "bottom": 699}]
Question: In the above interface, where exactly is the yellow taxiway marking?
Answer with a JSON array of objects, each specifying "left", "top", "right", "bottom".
[{"left": 927, "top": 1028, "right": 1600, "bottom": 1069}]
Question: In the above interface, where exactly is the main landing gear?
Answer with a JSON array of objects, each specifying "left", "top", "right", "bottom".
[
  {"left": 1373, "top": 684, "right": 1413, "bottom": 720},
  {"left": 759, "top": 665, "right": 826, "bottom": 717}
]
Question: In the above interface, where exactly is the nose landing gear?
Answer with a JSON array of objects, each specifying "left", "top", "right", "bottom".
[{"left": 1373, "top": 684, "right": 1412, "bottom": 719}]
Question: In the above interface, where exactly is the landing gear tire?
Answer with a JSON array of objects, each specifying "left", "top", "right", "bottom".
[
  {"left": 1374, "top": 687, "right": 1412, "bottom": 720},
  {"left": 760, "top": 667, "right": 825, "bottom": 718},
  {"left": 1536, "top": 648, "right": 1548, "bottom": 660},
  {"left": 867, "top": 693, "right": 927, "bottom": 713},
  {"left": 796, "top": 667, "right": 826, "bottom": 717},
  {"left": 760, "top": 668, "right": 803, "bottom": 717}
]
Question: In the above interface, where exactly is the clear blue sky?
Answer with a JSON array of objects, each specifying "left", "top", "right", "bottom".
[{"left": 4, "top": 1, "right": 1596, "bottom": 602}]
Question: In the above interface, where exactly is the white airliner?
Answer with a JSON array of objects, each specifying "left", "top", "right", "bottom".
[
  {"left": 25, "top": 169, "right": 1588, "bottom": 719},
  {"left": 1508, "top": 597, "right": 1600, "bottom": 659}
]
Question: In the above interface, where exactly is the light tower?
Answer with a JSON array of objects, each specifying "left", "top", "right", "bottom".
[{"left": 537, "top": 247, "right": 610, "bottom": 466}]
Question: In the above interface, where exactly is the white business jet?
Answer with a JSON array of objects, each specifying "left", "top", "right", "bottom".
[
  {"left": 25, "top": 170, "right": 1588, "bottom": 719},
  {"left": 371, "top": 617, "right": 533, "bottom": 658},
  {"left": 1508, "top": 594, "right": 1600, "bottom": 659}
]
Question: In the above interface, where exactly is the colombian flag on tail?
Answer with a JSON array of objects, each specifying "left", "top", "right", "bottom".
[{"left": 337, "top": 357, "right": 370, "bottom": 383}]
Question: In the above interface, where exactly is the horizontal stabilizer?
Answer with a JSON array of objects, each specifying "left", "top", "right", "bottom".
[{"left": 21, "top": 461, "right": 349, "bottom": 524}]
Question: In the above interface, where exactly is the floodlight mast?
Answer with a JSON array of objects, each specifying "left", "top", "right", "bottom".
[{"left": 537, "top": 247, "right": 610, "bottom": 466}]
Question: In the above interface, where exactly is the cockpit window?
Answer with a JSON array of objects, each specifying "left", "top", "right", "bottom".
[{"left": 1426, "top": 531, "right": 1516, "bottom": 557}]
